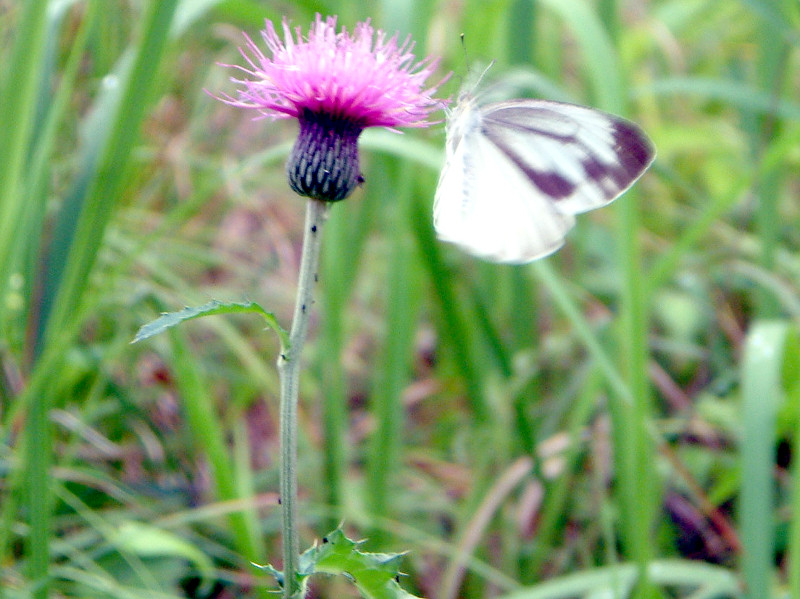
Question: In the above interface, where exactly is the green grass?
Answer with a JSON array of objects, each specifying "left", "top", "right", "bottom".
[{"left": 1, "top": 0, "right": 799, "bottom": 597}]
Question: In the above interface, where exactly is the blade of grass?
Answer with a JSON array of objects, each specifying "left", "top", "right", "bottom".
[
  {"left": 367, "top": 162, "right": 421, "bottom": 545},
  {"left": 467, "top": 272, "right": 537, "bottom": 454},
  {"left": 0, "top": 0, "right": 79, "bottom": 585},
  {"left": 783, "top": 327, "right": 800, "bottom": 599},
  {"left": 740, "top": 321, "right": 786, "bottom": 599},
  {"left": 537, "top": 0, "right": 623, "bottom": 110},
  {"left": 24, "top": 352, "right": 55, "bottom": 598},
  {"left": 615, "top": 185, "right": 661, "bottom": 599},
  {"left": 20, "top": 0, "right": 100, "bottom": 366},
  {"left": 439, "top": 457, "right": 534, "bottom": 599},
  {"left": 0, "top": 0, "right": 49, "bottom": 332},
  {"left": 497, "top": 560, "right": 741, "bottom": 599},
  {"left": 21, "top": 3, "right": 179, "bottom": 596},
  {"left": 531, "top": 259, "right": 632, "bottom": 405},
  {"left": 635, "top": 77, "right": 800, "bottom": 119},
  {"left": 507, "top": 270, "right": 539, "bottom": 455},
  {"left": 41, "top": 0, "right": 179, "bottom": 348},
  {"left": 54, "top": 485, "right": 164, "bottom": 593},
  {"left": 752, "top": 38, "right": 791, "bottom": 318},
  {"left": 3, "top": 324, "right": 77, "bottom": 592},
  {"left": 318, "top": 191, "right": 379, "bottom": 526},
  {"left": 739, "top": 0, "right": 797, "bottom": 41},
  {"left": 166, "top": 322, "right": 270, "bottom": 597},
  {"left": 535, "top": 2, "right": 660, "bottom": 593},
  {"left": 645, "top": 171, "right": 751, "bottom": 297},
  {"left": 411, "top": 197, "right": 491, "bottom": 422},
  {"left": 317, "top": 217, "right": 349, "bottom": 527},
  {"left": 597, "top": 0, "right": 619, "bottom": 42},
  {"left": 523, "top": 367, "right": 601, "bottom": 578},
  {"left": 533, "top": 255, "right": 661, "bottom": 598},
  {"left": 506, "top": 0, "right": 535, "bottom": 65}
]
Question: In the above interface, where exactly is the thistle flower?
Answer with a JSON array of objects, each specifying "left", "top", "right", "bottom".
[{"left": 218, "top": 14, "right": 449, "bottom": 202}]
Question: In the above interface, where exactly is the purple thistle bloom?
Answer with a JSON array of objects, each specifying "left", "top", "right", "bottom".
[{"left": 217, "top": 14, "right": 450, "bottom": 202}]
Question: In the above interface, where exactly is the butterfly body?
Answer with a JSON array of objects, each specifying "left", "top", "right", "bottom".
[{"left": 433, "top": 95, "right": 655, "bottom": 264}]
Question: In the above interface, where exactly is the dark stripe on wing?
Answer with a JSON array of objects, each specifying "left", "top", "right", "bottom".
[
  {"left": 584, "top": 120, "right": 654, "bottom": 195},
  {"left": 480, "top": 125, "right": 578, "bottom": 199},
  {"left": 482, "top": 107, "right": 654, "bottom": 202},
  {"left": 613, "top": 119, "right": 654, "bottom": 178}
]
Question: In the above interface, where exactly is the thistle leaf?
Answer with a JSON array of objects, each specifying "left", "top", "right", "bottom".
[
  {"left": 132, "top": 299, "right": 288, "bottom": 349},
  {"left": 258, "top": 528, "right": 423, "bottom": 599}
]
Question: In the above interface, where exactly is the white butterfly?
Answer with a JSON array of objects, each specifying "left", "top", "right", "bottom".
[{"left": 433, "top": 87, "right": 655, "bottom": 264}]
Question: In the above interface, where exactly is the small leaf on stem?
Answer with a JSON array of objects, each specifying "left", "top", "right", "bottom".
[{"left": 132, "top": 299, "right": 288, "bottom": 351}]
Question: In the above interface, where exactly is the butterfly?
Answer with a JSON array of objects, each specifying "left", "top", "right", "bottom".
[{"left": 433, "top": 84, "right": 655, "bottom": 264}]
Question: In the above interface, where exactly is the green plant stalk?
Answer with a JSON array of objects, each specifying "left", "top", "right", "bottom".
[
  {"left": 6, "top": 325, "right": 78, "bottom": 591},
  {"left": 751, "top": 23, "right": 789, "bottom": 319},
  {"left": 367, "top": 171, "right": 419, "bottom": 544},
  {"left": 277, "top": 199, "right": 331, "bottom": 599},
  {"left": 26, "top": 362, "right": 53, "bottom": 599},
  {"left": 615, "top": 186, "right": 660, "bottom": 599}
]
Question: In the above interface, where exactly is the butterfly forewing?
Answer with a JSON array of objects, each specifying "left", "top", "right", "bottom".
[
  {"left": 433, "top": 97, "right": 655, "bottom": 264},
  {"left": 481, "top": 100, "right": 655, "bottom": 215}
]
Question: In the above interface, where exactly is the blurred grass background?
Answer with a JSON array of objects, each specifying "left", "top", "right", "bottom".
[{"left": 0, "top": 0, "right": 799, "bottom": 597}]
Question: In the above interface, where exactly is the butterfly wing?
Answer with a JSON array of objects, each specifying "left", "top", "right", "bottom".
[
  {"left": 433, "top": 99, "right": 654, "bottom": 264},
  {"left": 434, "top": 102, "right": 576, "bottom": 264},
  {"left": 480, "top": 100, "right": 655, "bottom": 215}
]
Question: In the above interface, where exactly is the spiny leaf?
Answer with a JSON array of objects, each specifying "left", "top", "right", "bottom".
[
  {"left": 132, "top": 299, "right": 288, "bottom": 349},
  {"left": 258, "top": 528, "right": 422, "bottom": 599}
]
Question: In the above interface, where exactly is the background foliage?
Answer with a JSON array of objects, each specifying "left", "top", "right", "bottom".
[{"left": 1, "top": 0, "right": 799, "bottom": 598}]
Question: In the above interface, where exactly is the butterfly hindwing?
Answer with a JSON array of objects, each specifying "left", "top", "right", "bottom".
[{"left": 434, "top": 102, "right": 575, "bottom": 264}]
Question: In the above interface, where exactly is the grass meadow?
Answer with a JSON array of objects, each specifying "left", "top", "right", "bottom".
[{"left": 1, "top": 0, "right": 799, "bottom": 597}]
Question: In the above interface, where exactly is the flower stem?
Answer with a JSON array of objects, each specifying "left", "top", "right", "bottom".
[{"left": 277, "top": 198, "right": 330, "bottom": 599}]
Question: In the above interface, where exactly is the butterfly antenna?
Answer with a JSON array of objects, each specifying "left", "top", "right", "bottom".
[
  {"left": 477, "top": 60, "right": 495, "bottom": 86},
  {"left": 460, "top": 33, "right": 470, "bottom": 71},
  {"left": 459, "top": 34, "right": 494, "bottom": 85}
]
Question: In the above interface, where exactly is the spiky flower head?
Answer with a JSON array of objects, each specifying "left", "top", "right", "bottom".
[{"left": 218, "top": 14, "right": 449, "bottom": 202}]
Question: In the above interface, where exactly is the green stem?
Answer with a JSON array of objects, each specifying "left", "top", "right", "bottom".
[{"left": 277, "top": 199, "right": 330, "bottom": 599}]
